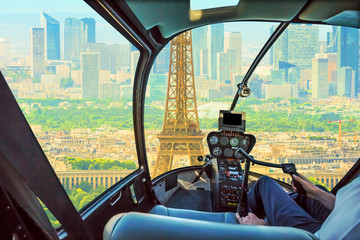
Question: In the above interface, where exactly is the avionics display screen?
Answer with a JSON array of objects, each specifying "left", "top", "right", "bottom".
[
  {"left": 219, "top": 110, "right": 246, "bottom": 132},
  {"left": 223, "top": 112, "right": 242, "bottom": 126}
]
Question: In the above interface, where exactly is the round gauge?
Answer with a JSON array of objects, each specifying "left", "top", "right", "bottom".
[
  {"left": 240, "top": 137, "right": 250, "bottom": 147},
  {"left": 235, "top": 150, "right": 243, "bottom": 159},
  {"left": 213, "top": 147, "right": 222, "bottom": 156},
  {"left": 209, "top": 135, "right": 219, "bottom": 145},
  {"left": 220, "top": 137, "right": 229, "bottom": 146},
  {"left": 230, "top": 137, "right": 240, "bottom": 147},
  {"left": 224, "top": 148, "right": 233, "bottom": 157}
]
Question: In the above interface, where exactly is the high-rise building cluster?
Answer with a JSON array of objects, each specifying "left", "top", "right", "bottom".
[
  {"left": 2, "top": 16, "right": 359, "bottom": 101},
  {"left": 22, "top": 12, "right": 142, "bottom": 99},
  {"left": 192, "top": 24, "right": 245, "bottom": 100},
  {"left": 266, "top": 24, "right": 359, "bottom": 100}
]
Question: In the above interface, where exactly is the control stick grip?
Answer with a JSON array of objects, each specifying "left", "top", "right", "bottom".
[
  {"left": 291, "top": 173, "right": 306, "bottom": 195},
  {"left": 282, "top": 163, "right": 306, "bottom": 195}
]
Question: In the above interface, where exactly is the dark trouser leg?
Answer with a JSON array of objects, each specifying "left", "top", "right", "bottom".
[
  {"left": 247, "top": 176, "right": 322, "bottom": 233},
  {"left": 290, "top": 186, "right": 332, "bottom": 222}
]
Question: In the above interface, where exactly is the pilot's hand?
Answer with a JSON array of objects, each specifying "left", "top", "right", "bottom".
[
  {"left": 236, "top": 212, "right": 267, "bottom": 225},
  {"left": 292, "top": 174, "right": 319, "bottom": 199}
]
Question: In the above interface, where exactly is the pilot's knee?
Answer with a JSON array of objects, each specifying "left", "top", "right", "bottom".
[{"left": 257, "top": 176, "right": 275, "bottom": 186}]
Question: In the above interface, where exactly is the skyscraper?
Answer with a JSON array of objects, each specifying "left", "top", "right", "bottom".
[
  {"left": 271, "top": 24, "right": 319, "bottom": 70},
  {"left": 217, "top": 49, "right": 236, "bottom": 85},
  {"left": 217, "top": 51, "right": 231, "bottom": 84},
  {"left": 40, "top": 12, "right": 60, "bottom": 60},
  {"left": 208, "top": 23, "right": 224, "bottom": 80},
  {"left": 192, "top": 26, "right": 209, "bottom": 76},
  {"left": 271, "top": 25, "right": 288, "bottom": 70},
  {"left": 288, "top": 24, "right": 319, "bottom": 68},
  {"left": 81, "top": 18, "right": 96, "bottom": 43},
  {"left": 65, "top": 17, "right": 96, "bottom": 61},
  {"left": 326, "top": 26, "right": 338, "bottom": 53},
  {"left": 30, "top": 28, "right": 45, "bottom": 79},
  {"left": 336, "top": 26, "right": 359, "bottom": 97},
  {"left": 65, "top": 18, "right": 84, "bottom": 61},
  {"left": 312, "top": 54, "right": 329, "bottom": 99},
  {"left": 337, "top": 67, "right": 355, "bottom": 98},
  {"left": 81, "top": 52, "right": 100, "bottom": 99},
  {"left": 224, "top": 32, "right": 242, "bottom": 75},
  {"left": 327, "top": 53, "right": 337, "bottom": 95}
]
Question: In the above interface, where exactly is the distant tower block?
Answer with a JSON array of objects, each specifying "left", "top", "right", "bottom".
[{"left": 153, "top": 31, "right": 205, "bottom": 177}]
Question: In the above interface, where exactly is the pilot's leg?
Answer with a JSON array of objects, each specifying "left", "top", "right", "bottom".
[
  {"left": 247, "top": 176, "right": 322, "bottom": 233},
  {"left": 292, "top": 187, "right": 332, "bottom": 222}
]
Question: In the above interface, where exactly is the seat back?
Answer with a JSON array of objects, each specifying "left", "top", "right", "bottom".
[{"left": 104, "top": 212, "right": 317, "bottom": 240}]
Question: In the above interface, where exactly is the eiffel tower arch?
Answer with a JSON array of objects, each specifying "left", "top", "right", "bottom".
[{"left": 152, "top": 30, "right": 205, "bottom": 177}]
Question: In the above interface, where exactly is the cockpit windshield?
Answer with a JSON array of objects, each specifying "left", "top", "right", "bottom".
[{"left": 146, "top": 22, "right": 360, "bottom": 189}]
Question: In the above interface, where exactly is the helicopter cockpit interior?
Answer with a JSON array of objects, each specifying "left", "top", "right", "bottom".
[{"left": 0, "top": 0, "right": 360, "bottom": 239}]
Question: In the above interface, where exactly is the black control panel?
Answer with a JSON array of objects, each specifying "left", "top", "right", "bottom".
[
  {"left": 207, "top": 131, "right": 256, "bottom": 209},
  {"left": 218, "top": 158, "right": 242, "bottom": 207}
]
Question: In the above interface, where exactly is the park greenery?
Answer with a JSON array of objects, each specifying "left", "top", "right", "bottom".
[
  {"left": 67, "top": 183, "right": 107, "bottom": 211},
  {"left": 42, "top": 183, "right": 108, "bottom": 228},
  {"left": 18, "top": 97, "right": 360, "bottom": 134},
  {"left": 64, "top": 157, "right": 137, "bottom": 170}
]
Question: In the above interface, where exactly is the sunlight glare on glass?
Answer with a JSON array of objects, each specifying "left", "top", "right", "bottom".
[{"left": 190, "top": 0, "right": 240, "bottom": 10}]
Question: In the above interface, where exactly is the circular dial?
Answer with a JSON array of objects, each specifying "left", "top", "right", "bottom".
[
  {"left": 230, "top": 137, "right": 240, "bottom": 147},
  {"left": 213, "top": 147, "right": 222, "bottom": 156},
  {"left": 220, "top": 137, "right": 229, "bottom": 146},
  {"left": 209, "top": 136, "right": 219, "bottom": 145},
  {"left": 240, "top": 137, "right": 250, "bottom": 147},
  {"left": 235, "top": 150, "right": 243, "bottom": 159},
  {"left": 224, "top": 148, "right": 233, "bottom": 157}
]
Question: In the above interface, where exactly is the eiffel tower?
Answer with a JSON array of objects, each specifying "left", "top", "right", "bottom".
[{"left": 152, "top": 31, "right": 205, "bottom": 177}]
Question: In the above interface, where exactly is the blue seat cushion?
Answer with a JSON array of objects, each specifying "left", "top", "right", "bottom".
[{"left": 150, "top": 205, "right": 238, "bottom": 224}]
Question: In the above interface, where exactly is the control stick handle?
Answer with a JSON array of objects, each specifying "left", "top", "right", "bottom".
[{"left": 282, "top": 163, "right": 306, "bottom": 195}]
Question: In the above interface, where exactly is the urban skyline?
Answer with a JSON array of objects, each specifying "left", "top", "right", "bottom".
[{"left": 1, "top": 13, "right": 359, "bottom": 102}]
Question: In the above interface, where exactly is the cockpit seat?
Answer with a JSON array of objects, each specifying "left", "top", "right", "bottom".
[
  {"left": 103, "top": 211, "right": 317, "bottom": 240},
  {"left": 150, "top": 205, "right": 238, "bottom": 224}
]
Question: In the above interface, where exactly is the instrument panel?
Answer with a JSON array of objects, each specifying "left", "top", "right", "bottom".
[
  {"left": 207, "top": 132, "right": 255, "bottom": 159},
  {"left": 207, "top": 131, "right": 256, "bottom": 210}
]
